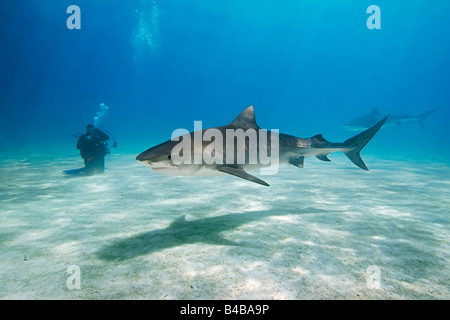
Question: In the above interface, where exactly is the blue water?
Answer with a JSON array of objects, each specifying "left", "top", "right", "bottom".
[
  {"left": 1, "top": 0, "right": 449, "bottom": 160},
  {"left": 1, "top": 1, "right": 450, "bottom": 300}
]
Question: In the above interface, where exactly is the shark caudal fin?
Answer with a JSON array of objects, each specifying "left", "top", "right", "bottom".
[
  {"left": 417, "top": 107, "right": 439, "bottom": 128},
  {"left": 343, "top": 116, "right": 389, "bottom": 170}
]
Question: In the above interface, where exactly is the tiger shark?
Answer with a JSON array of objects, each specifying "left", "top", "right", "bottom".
[
  {"left": 343, "top": 107, "right": 438, "bottom": 131},
  {"left": 136, "top": 106, "right": 388, "bottom": 186}
]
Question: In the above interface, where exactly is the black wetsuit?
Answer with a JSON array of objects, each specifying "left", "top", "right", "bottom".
[{"left": 77, "top": 129, "right": 109, "bottom": 175}]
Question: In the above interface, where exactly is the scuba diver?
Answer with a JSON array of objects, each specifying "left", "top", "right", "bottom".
[{"left": 76, "top": 124, "right": 110, "bottom": 175}]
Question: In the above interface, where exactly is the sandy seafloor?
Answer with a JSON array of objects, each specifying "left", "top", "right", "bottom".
[{"left": 0, "top": 151, "right": 449, "bottom": 300}]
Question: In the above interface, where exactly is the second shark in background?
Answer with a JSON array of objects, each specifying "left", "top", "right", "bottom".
[{"left": 343, "top": 107, "right": 438, "bottom": 131}]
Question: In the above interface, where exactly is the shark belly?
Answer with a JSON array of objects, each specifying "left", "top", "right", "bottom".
[
  {"left": 187, "top": 167, "right": 226, "bottom": 176},
  {"left": 152, "top": 166, "right": 225, "bottom": 176}
]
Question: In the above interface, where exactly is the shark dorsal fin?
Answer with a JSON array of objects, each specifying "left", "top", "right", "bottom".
[
  {"left": 312, "top": 134, "right": 327, "bottom": 142},
  {"left": 230, "top": 106, "right": 260, "bottom": 129},
  {"left": 170, "top": 214, "right": 187, "bottom": 227},
  {"left": 369, "top": 107, "right": 381, "bottom": 116}
]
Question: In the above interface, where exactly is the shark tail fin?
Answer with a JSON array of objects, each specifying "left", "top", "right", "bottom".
[
  {"left": 417, "top": 108, "right": 439, "bottom": 128},
  {"left": 343, "top": 116, "right": 389, "bottom": 170}
]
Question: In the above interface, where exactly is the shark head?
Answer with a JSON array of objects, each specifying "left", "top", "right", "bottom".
[
  {"left": 136, "top": 139, "right": 181, "bottom": 172},
  {"left": 136, "top": 135, "right": 204, "bottom": 176}
]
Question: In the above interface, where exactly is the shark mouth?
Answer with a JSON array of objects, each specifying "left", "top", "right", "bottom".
[{"left": 138, "top": 161, "right": 179, "bottom": 170}]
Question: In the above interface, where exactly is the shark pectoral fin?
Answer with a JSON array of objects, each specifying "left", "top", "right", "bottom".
[
  {"left": 316, "top": 154, "right": 331, "bottom": 162},
  {"left": 209, "top": 235, "right": 240, "bottom": 246},
  {"left": 289, "top": 156, "right": 305, "bottom": 168},
  {"left": 218, "top": 166, "right": 270, "bottom": 186}
]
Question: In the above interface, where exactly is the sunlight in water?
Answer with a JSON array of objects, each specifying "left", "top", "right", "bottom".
[{"left": 132, "top": 0, "right": 160, "bottom": 65}]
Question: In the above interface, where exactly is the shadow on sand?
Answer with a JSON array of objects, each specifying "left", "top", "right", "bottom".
[{"left": 96, "top": 207, "right": 326, "bottom": 261}]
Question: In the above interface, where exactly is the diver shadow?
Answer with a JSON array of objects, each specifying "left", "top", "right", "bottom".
[{"left": 96, "top": 207, "right": 326, "bottom": 261}]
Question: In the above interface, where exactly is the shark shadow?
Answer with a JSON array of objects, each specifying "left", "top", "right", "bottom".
[{"left": 96, "top": 207, "right": 326, "bottom": 261}]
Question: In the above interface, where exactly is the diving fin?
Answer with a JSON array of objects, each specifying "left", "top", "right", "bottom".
[{"left": 63, "top": 167, "right": 86, "bottom": 174}]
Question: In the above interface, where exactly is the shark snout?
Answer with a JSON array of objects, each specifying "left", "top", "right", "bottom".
[
  {"left": 136, "top": 151, "right": 149, "bottom": 162},
  {"left": 136, "top": 149, "right": 175, "bottom": 170},
  {"left": 136, "top": 147, "right": 161, "bottom": 162}
]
